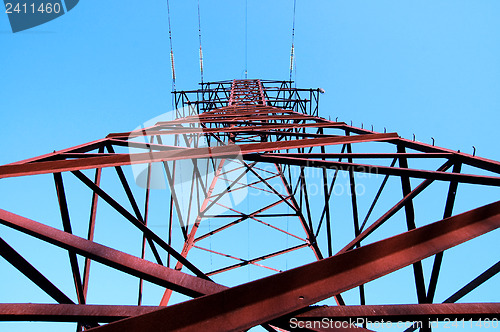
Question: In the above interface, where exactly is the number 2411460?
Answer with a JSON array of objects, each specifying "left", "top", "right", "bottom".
[{"left": 5, "top": 2, "right": 62, "bottom": 14}]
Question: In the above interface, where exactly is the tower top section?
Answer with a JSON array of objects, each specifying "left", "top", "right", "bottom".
[{"left": 172, "top": 79, "right": 322, "bottom": 117}]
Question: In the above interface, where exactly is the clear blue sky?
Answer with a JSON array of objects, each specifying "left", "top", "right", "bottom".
[
  {"left": 1, "top": 1, "right": 500, "bottom": 165},
  {"left": 0, "top": 1, "right": 499, "bottom": 331}
]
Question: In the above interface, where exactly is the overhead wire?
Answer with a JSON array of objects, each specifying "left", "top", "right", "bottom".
[
  {"left": 166, "top": 0, "right": 176, "bottom": 92},
  {"left": 245, "top": 0, "right": 248, "bottom": 79},
  {"left": 197, "top": 0, "right": 204, "bottom": 83},
  {"left": 289, "top": 0, "right": 297, "bottom": 82}
]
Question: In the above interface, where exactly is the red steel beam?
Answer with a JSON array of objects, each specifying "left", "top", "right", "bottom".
[
  {"left": 262, "top": 152, "right": 454, "bottom": 159},
  {"left": 0, "top": 133, "right": 398, "bottom": 179},
  {"left": 292, "top": 303, "right": 500, "bottom": 321},
  {"left": 0, "top": 237, "right": 74, "bottom": 305},
  {"left": 244, "top": 154, "right": 500, "bottom": 186},
  {"left": 1, "top": 303, "right": 496, "bottom": 323},
  {"left": 88, "top": 200, "right": 500, "bottom": 332},
  {"left": 159, "top": 115, "right": 321, "bottom": 124},
  {"left": 0, "top": 303, "right": 158, "bottom": 323},
  {"left": 337, "top": 124, "right": 500, "bottom": 175},
  {"left": 3, "top": 138, "right": 108, "bottom": 166},
  {"left": 0, "top": 209, "right": 225, "bottom": 298},
  {"left": 107, "top": 122, "right": 345, "bottom": 139}
]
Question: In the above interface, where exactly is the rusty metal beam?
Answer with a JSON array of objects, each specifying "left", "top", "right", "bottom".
[
  {"left": 397, "top": 145, "right": 427, "bottom": 305},
  {"left": 427, "top": 162, "right": 462, "bottom": 303},
  {"left": 3, "top": 138, "right": 108, "bottom": 166},
  {"left": 338, "top": 161, "right": 453, "bottom": 254},
  {"left": 292, "top": 303, "right": 500, "bottom": 321},
  {"left": 244, "top": 154, "right": 500, "bottom": 186},
  {"left": 337, "top": 124, "right": 500, "bottom": 175},
  {"left": 0, "top": 237, "right": 74, "bottom": 304},
  {"left": 71, "top": 170, "right": 208, "bottom": 280},
  {"left": 88, "top": 200, "right": 500, "bottom": 332},
  {"left": 107, "top": 122, "right": 346, "bottom": 139},
  {"left": 1, "top": 303, "right": 496, "bottom": 324},
  {"left": 0, "top": 209, "right": 225, "bottom": 298},
  {"left": 53, "top": 172, "right": 86, "bottom": 305},
  {"left": 0, "top": 133, "right": 398, "bottom": 179},
  {"left": 0, "top": 303, "right": 158, "bottom": 322}
]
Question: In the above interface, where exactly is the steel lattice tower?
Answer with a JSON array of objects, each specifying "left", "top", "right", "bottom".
[{"left": 0, "top": 79, "right": 498, "bottom": 331}]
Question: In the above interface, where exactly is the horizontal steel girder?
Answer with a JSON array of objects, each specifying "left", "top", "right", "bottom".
[
  {"left": 0, "top": 304, "right": 158, "bottom": 323},
  {"left": 0, "top": 209, "right": 226, "bottom": 298},
  {"left": 293, "top": 303, "right": 500, "bottom": 321},
  {"left": 0, "top": 133, "right": 397, "bottom": 179},
  {"left": 0, "top": 303, "right": 497, "bottom": 323},
  {"left": 107, "top": 122, "right": 346, "bottom": 139},
  {"left": 243, "top": 154, "right": 500, "bottom": 186},
  {"left": 88, "top": 200, "right": 500, "bottom": 332}
]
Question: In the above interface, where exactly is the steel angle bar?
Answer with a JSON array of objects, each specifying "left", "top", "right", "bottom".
[
  {"left": 338, "top": 161, "right": 453, "bottom": 253},
  {"left": 107, "top": 139, "right": 187, "bottom": 152},
  {"left": 401, "top": 261, "right": 500, "bottom": 332},
  {"left": 426, "top": 162, "right": 462, "bottom": 303},
  {"left": 0, "top": 303, "right": 160, "bottom": 322},
  {"left": 203, "top": 243, "right": 309, "bottom": 276},
  {"left": 71, "top": 170, "right": 207, "bottom": 280},
  {"left": 82, "top": 147, "right": 103, "bottom": 299},
  {"left": 53, "top": 172, "right": 86, "bottom": 304},
  {"left": 339, "top": 124, "right": 500, "bottom": 175},
  {"left": 444, "top": 260, "right": 500, "bottom": 304},
  {"left": 291, "top": 303, "right": 500, "bottom": 321},
  {"left": 272, "top": 152, "right": 453, "bottom": 159},
  {"left": 0, "top": 133, "right": 398, "bottom": 179},
  {"left": 89, "top": 200, "right": 500, "bottom": 332},
  {"left": 0, "top": 237, "right": 74, "bottom": 305},
  {"left": 394, "top": 138, "right": 500, "bottom": 175},
  {"left": 194, "top": 198, "right": 290, "bottom": 242},
  {"left": 244, "top": 154, "right": 500, "bottom": 186},
  {"left": 3, "top": 138, "right": 109, "bottom": 166},
  {"left": 0, "top": 209, "right": 225, "bottom": 297}
]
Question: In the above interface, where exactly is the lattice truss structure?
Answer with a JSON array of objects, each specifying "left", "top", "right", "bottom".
[{"left": 0, "top": 79, "right": 498, "bottom": 331}]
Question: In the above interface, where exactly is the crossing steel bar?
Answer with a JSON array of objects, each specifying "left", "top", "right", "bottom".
[
  {"left": 88, "top": 199, "right": 500, "bottom": 332},
  {"left": 1, "top": 303, "right": 497, "bottom": 323},
  {"left": 0, "top": 133, "right": 398, "bottom": 179},
  {"left": 0, "top": 209, "right": 225, "bottom": 297}
]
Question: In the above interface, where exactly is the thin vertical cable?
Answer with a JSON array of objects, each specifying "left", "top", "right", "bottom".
[
  {"left": 197, "top": 0, "right": 204, "bottom": 83},
  {"left": 166, "top": 0, "right": 176, "bottom": 92},
  {"left": 289, "top": 0, "right": 297, "bottom": 82},
  {"left": 244, "top": 0, "right": 248, "bottom": 79}
]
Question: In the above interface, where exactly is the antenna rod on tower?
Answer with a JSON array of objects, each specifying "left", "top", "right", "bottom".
[
  {"left": 245, "top": 0, "right": 248, "bottom": 79},
  {"left": 197, "top": 0, "right": 204, "bottom": 83},
  {"left": 289, "top": 0, "right": 297, "bottom": 82}
]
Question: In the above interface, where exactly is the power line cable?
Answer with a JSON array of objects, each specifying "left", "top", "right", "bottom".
[
  {"left": 289, "top": 0, "right": 297, "bottom": 82},
  {"left": 245, "top": 0, "right": 248, "bottom": 79},
  {"left": 197, "top": 0, "right": 204, "bottom": 83},
  {"left": 166, "top": 0, "right": 176, "bottom": 92}
]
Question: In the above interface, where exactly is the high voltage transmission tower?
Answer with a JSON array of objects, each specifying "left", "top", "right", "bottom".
[{"left": 0, "top": 79, "right": 499, "bottom": 331}]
